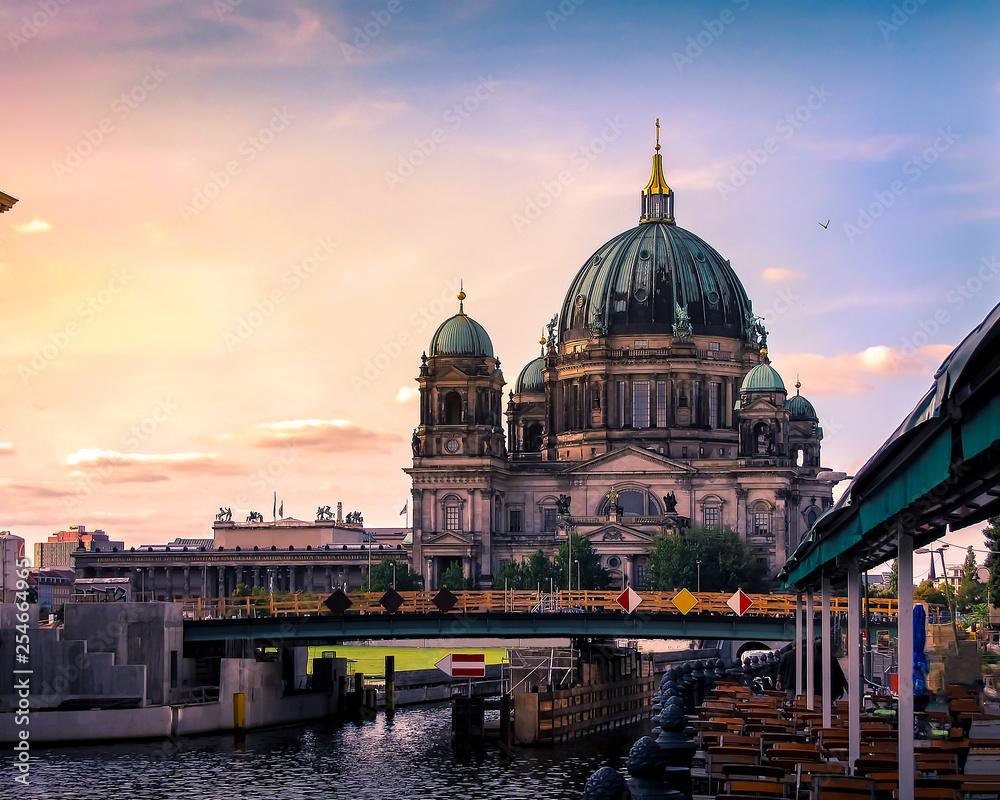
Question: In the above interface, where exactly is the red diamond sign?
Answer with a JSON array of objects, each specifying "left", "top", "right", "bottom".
[
  {"left": 615, "top": 587, "right": 642, "bottom": 613},
  {"left": 727, "top": 589, "right": 754, "bottom": 616}
]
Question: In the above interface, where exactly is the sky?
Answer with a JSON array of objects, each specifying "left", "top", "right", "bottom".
[{"left": 1, "top": 0, "right": 998, "bottom": 581}]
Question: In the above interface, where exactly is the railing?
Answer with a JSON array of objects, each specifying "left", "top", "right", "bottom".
[{"left": 176, "top": 591, "right": 903, "bottom": 621}]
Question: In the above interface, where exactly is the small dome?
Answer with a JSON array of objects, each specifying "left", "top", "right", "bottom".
[
  {"left": 429, "top": 313, "right": 494, "bottom": 358},
  {"left": 741, "top": 363, "right": 785, "bottom": 393},
  {"left": 787, "top": 392, "right": 818, "bottom": 420},
  {"left": 515, "top": 356, "right": 545, "bottom": 393}
]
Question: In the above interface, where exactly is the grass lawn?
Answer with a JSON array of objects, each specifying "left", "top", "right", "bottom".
[{"left": 308, "top": 645, "right": 506, "bottom": 676}]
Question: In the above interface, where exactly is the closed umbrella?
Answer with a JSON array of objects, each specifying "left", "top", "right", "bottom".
[{"left": 913, "top": 603, "right": 929, "bottom": 707}]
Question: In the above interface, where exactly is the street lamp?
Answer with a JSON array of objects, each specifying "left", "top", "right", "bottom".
[
  {"left": 696, "top": 559, "right": 702, "bottom": 594},
  {"left": 917, "top": 543, "right": 958, "bottom": 640},
  {"left": 574, "top": 559, "right": 581, "bottom": 594},
  {"left": 392, "top": 560, "right": 397, "bottom": 590}
]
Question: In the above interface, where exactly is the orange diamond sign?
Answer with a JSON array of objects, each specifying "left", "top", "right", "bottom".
[
  {"left": 727, "top": 589, "right": 754, "bottom": 616},
  {"left": 672, "top": 588, "right": 698, "bottom": 615}
]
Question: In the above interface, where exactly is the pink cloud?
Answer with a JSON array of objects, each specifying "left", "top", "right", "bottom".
[
  {"left": 216, "top": 419, "right": 402, "bottom": 452},
  {"left": 63, "top": 449, "right": 239, "bottom": 483}
]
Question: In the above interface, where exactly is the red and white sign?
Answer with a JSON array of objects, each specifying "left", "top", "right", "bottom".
[
  {"left": 615, "top": 587, "right": 643, "bottom": 614},
  {"left": 435, "top": 653, "right": 486, "bottom": 678},
  {"left": 727, "top": 589, "right": 754, "bottom": 616}
]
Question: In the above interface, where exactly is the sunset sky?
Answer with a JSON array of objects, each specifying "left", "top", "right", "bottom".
[{"left": 2, "top": 1, "right": 998, "bottom": 581}]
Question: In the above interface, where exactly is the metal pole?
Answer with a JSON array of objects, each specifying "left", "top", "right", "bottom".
[
  {"left": 898, "top": 531, "right": 915, "bottom": 800},
  {"left": 806, "top": 590, "right": 815, "bottom": 710},
  {"left": 697, "top": 559, "right": 701, "bottom": 593},
  {"left": 848, "top": 562, "right": 861, "bottom": 773},
  {"left": 821, "top": 571, "right": 832, "bottom": 729},
  {"left": 795, "top": 592, "right": 803, "bottom": 698},
  {"left": 392, "top": 561, "right": 396, "bottom": 590}
]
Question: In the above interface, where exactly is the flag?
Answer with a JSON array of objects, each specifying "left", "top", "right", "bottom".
[
  {"left": 399, "top": 503, "right": 407, "bottom": 516},
  {"left": 273, "top": 492, "right": 276, "bottom": 521},
  {"left": 279, "top": 501, "right": 284, "bottom": 519}
]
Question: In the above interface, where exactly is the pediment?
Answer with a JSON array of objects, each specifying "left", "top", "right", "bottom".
[
  {"left": 422, "top": 530, "right": 474, "bottom": 546},
  {"left": 582, "top": 524, "right": 655, "bottom": 544},
  {"left": 433, "top": 365, "right": 472, "bottom": 382},
  {"left": 565, "top": 446, "right": 696, "bottom": 475},
  {"left": 739, "top": 397, "right": 784, "bottom": 414}
]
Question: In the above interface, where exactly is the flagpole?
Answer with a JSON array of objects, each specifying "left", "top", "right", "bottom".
[{"left": 273, "top": 491, "right": 276, "bottom": 524}]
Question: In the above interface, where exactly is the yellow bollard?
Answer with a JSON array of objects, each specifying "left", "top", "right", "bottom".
[{"left": 233, "top": 692, "right": 246, "bottom": 742}]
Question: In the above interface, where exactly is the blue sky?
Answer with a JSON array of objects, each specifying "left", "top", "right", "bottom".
[{"left": 1, "top": 0, "right": 997, "bottom": 580}]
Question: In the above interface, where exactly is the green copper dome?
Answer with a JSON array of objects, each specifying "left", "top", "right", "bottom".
[
  {"left": 515, "top": 356, "right": 545, "bottom": 393},
  {"left": 787, "top": 392, "right": 818, "bottom": 420},
  {"left": 429, "top": 313, "right": 494, "bottom": 358},
  {"left": 559, "top": 221, "right": 754, "bottom": 341},
  {"left": 741, "top": 363, "right": 786, "bottom": 392}
]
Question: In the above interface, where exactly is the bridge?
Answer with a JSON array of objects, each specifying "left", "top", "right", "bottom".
[{"left": 179, "top": 590, "right": 904, "bottom": 646}]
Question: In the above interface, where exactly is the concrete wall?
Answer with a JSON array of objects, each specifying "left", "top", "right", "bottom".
[
  {"left": 0, "top": 706, "right": 171, "bottom": 744},
  {"left": 64, "top": 602, "right": 183, "bottom": 705}
]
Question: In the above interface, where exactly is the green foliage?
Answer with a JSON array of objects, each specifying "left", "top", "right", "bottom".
[
  {"left": 495, "top": 548, "right": 560, "bottom": 591},
  {"left": 913, "top": 579, "right": 946, "bottom": 606},
  {"left": 554, "top": 532, "right": 611, "bottom": 590},
  {"left": 985, "top": 516, "right": 1000, "bottom": 608},
  {"left": 645, "top": 526, "right": 773, "bottom": 593},
  {"left": 438, "top": 560, "right": 474, "bottom": 590},
  {"left": 232, "top": 583, "right": 252, "bottom": 598},
  {"left": 888, "top": 559, "right": 898, "bottom": 598},
  {"left": 367, "top": 557, "right": 422, "bottom": 592}
]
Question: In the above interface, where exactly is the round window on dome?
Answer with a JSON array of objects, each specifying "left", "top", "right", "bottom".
[
  {"left": 593, "top": 254, "right": 602, "bottom": 265},
  {"left": 695, "top": 251, "right": 706, "bottom": 262},
  {"left": 634, "top": 288, "right": 649, "bottom": 303},
  {"left": 707, "top": 291, "right": 720, "bottom": 306},
  {"left": 576, "top": 295, "right": 585, "bottom": 308},
  {"left": 639, "top": 249, "right": 650, "bottom": 260}
]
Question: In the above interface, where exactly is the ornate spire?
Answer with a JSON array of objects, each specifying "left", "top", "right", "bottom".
[
  {"left": 640, "top": 118, "right": 674, "bottom": 224},
  {"left": 458, "top": 281, "right": 466, "bottom": 314}
]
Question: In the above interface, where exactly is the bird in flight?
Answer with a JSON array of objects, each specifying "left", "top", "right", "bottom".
[{"left": 819, "top": 220, "right": 830, "bottom": 229}]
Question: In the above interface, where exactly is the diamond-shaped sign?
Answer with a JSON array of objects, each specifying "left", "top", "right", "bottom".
[
  {"left": 323, "top": 588, "right": 352, "bottom": 614},
  {"left": 432, "top": 588, "right": 458, "bottom": 612},
  {"left": 379, "top": 588, "right": 404, "bottom": 613},
  {"left": 727, "top": 589, "right": 754, "bottom": 616},
  {"left": 672, "top": 588, "right": 698, "bottom": 615},
  {"left": 615, "top": 587, "right": 642, "bottom": 613}
]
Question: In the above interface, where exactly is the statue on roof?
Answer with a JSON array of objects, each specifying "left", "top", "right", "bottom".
[
  {"left": 556, "top": 494, "right": 572, "bottom": 515},
  {"left": 663, "top": 492, "right": 678, "bottom": 514},
  {"left": 246, "top": 511, "right": 263, "bottom": 523},
  {"left": 316, "top": 505, "right": 334, "bottom": 522},
  {"left": 673, "top": 302, "right": 693, "bottom": 342},
  {"left": 546, "top": 314, "right": 558, "bottom": 348},
  {"left": 216, "top": 507, "right": 232, "bottom": 522}
]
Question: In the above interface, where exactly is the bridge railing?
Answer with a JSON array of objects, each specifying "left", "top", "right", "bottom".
[{"left": 176, "top": 591, "right": 901, "bottom": 621}]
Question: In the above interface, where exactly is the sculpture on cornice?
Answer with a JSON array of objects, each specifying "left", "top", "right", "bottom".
[{"left": 673, "top": 302, "right": 693, "bottom": 342}]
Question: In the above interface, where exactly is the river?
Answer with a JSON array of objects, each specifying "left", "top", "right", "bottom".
[{"left": 13, "top": 702, "right": 652, "bottom": 800}]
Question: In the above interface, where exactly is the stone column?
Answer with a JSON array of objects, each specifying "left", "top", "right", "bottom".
[
  {"left": 183, "top": 567, "right": 191, "bottom": 598},
  {"left": 735, "top": 488, "right": 747, "bottom": 538},
  {"left": 324, "top": 566, "right": 333, "bottom": 593},
  {"left": 201, "top": 567, "right": 208, "bottom": 598}
]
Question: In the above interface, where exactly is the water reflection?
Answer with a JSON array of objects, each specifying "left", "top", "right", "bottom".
[{"left": 17, "top": 703, "right": 651, "bottom": 800}]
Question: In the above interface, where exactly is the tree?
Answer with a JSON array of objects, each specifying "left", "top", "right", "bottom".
[
  {"left": 956, "top": 546, "right": 986, "bottom": 612},
  {"left": 554, "top": 532, "right": 611, "bottom": 590},
  {"left": 438, "top": 560, "right": 474, "bottom": 590},
  {"left": 368, "top": 557, "right": 422, "bottom": 592},
  {"left": 913, "top": 579, "right": 946, "bottom": 606},
  {"left": 887, "top": 559, "right": 898, "bottom": 598},
  {"left": 645, "top": 526, "right": 772, "bottom": 593},
  {"left": 495, "top": 549, "right": 560, "bottom": 591},
  {"left": 985, "top": 516, "right": 1000, "bottom": 608}
]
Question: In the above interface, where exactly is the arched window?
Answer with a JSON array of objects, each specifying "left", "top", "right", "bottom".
[
  {"left": 753, "top": 422, "right": 772, "bottom": 454},
  {"left": 751, "top": 501, "right": 772, "bottom": 538},
  {"left": 444, "top": 391, "right": 462, "bottom": 425},
  {"left": 600, "top": 489, "right": 647, "bottom": 516},
  {"left": 700, "top": 495, "right": 723, "bottom": 531}
]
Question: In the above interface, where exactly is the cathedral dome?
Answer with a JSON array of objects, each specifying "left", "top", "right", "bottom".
[
  {"left": 559, "top": 222, "right": 753, "bottom": 341},
  {"left": 741, "top": 363, "right": 786, "bottom": 392},
  {"left": 428, "top": 292, "right": 494, "bottom": 357},
  {"left": 787, "top": 383, "right": 818, "bottom": 419},
  {"left": 515, "top": 356, "right": 545, "bottom": 393}
]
